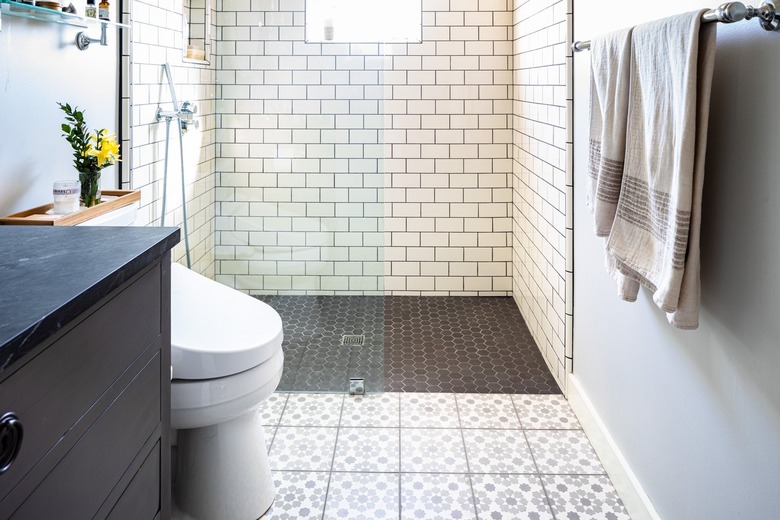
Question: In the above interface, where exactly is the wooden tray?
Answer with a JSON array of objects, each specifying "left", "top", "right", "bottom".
[{"left": 0, "top": 190, "right": 141, "bottom": 226}]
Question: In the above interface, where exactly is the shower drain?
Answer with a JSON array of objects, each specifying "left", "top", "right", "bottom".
[{"left": 341, "top": 334, "right": 365, "bottom": 346}]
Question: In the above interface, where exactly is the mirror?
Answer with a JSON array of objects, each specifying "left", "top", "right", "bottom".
[{"left": 183, "top": 0, "right": 210, "bottom": 64}]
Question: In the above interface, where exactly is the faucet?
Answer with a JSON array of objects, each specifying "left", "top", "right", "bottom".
[{"left": 155, "top": 101, "right": 199, "bottom": 133}]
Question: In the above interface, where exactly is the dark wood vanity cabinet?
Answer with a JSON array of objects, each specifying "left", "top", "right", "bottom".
[{"left": 0, "top": 254, "right": 172, "bottom": 520}]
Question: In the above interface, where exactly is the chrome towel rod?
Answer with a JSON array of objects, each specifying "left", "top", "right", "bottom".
[{"left": 572, "top": 1, "right": 779, "bottom": 52}]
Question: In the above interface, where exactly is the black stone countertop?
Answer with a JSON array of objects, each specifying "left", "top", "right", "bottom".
[{"left": 0, "top": 226, "right": 180, "bottom": 376}]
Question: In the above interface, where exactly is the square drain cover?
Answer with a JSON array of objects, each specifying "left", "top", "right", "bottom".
[{"left": 341, "top": 334, "right": 365, "bottom": 346}]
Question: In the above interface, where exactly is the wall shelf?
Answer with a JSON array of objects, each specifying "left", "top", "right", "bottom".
[{"left": 0, "top": 0, "right": 128, "bottom": 49}]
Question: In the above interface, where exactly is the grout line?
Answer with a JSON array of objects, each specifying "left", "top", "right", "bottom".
[
  {"left": 509, "top": 394, "right": 526, "bottom": 429},
  {"left": 397, "top": 392, "right": 403, "bottom": 520},
  {"left": 319, "top": 394, "right": 346, "bottom": 520},
  {"left": 522, "top": 427, "right": 557, "bottom": 520},
  {"left": 265, "top": 392, "right": 290, "bottom": 454},
  {"left": 513, "top": 390, "right": 558, "bottom": 518},
  {"left": 454, "top": 394, "right": 480, "bottom": 520}
]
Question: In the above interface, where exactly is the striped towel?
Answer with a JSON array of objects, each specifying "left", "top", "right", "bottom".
[
  {"left": 606, "top": 10, "right": 717, "bottom": 329},
  {"left": 587, "top": 27, "right": 633, "bottom": 237}
]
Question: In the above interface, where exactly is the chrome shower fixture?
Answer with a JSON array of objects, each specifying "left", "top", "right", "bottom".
[
  {"left": 155, "top": 101, "right": 199, "bottom": 133},
  {"left": 155, "top": 64, "right": 199, "bottom": 133},
  {"left": 156, "top": 63, "right": 192, "bottom": 269}
]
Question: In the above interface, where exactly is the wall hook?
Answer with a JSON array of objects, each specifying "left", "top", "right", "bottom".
[{"left": 75, "top": 22, "right": 108, "bottom": 50}]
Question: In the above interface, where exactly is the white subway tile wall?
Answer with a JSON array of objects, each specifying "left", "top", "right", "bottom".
[
  {"left": 214, "top": 0, "right": 514, "bottom": 296},
  {"left": 511, "top": 0, "right": 572, "bottom": 392},
  {"left": 125, "top": 0, "right": 218, "bottom": 276}
]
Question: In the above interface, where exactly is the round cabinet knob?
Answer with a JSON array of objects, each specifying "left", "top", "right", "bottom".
[{"left": 0, "top": 413, "right": 23, "bottom": 474}]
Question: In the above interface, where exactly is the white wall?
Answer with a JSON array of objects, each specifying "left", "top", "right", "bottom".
[
  {"left": 572, "top": 2, "right": 780, "bottom": 518},
  {"left": 0, "top": 14, "right": 118, "bottom": 215}
]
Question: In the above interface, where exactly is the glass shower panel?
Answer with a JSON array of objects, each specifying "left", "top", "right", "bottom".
[{"left": 249, "top": 41, "right": 387, "bottom": 394}]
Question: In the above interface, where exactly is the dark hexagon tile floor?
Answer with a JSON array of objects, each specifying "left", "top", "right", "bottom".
[
  {"left": 254, "top": 295, "right": 385, "bottom": 394},
  {"left": 254, "top": 295, "right": 561, "bottom": 394}
]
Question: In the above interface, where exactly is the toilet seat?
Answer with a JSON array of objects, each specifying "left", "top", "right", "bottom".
[
  {"left": 171, "top": 347, "right": 284, "bottom": 430},
  {"left": 170, "top": 263, "right": 283, "bottom": 380}
]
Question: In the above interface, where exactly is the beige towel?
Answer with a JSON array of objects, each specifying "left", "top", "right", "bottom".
[
  {"left": 587, "top": 27, "right": 633, "bottom": 237},
  {"left": 606, "top": 10, "right": 716, "bottom": 329}
]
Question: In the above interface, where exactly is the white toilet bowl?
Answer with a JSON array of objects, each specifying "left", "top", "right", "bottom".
[{"left": 170, "top": 263, "right": 284, "bottom": 520}]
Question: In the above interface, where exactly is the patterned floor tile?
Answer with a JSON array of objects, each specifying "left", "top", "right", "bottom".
[
  {"left": 542, "top": 475, "right": 630, "bottom": 519},
  {"left": 323, "top": 472, "right": 399, "bottom": 520},
  {"left": 280, "top": 394, "right": 344, "bottom": 426},
  {"left": 263, "top": 425, "right": 276, "bottom": 454},
  {"left": 400, "top": 393, "right": 460, "bottom": 428},
  {"left": 513, "top": 394, "right": 580, "bottom": 429},
  {"left": 400, "top": 473, "right": 476, "bottom": 520},
  {"left": 525, "top": 430, "right": 605, "bottom": 475},
  {"left": 401, "top": 428, "right": 468, "bottom": 473},
  {"left": 264, "top": 471, "right": 329, "bottom": 520},
  {"left": 333, "top": 427, "right": 400, "bottom": 472},
  {"left": 341, "top": 393, "right": 400, "bottom": 427},
  {"left": 269, "top": 427, "right": 338, "bottom": 471},
  {"left": 456, "top": 394, "right": 521, "bottom": 429},
  {"left": 260, "top": 393, "right": 289, "bottom": 426},
  {"left": 471, "top": 474, "right": 554, "bottom": 520},
  {"left": 462, "top": 429, "right": 536, "bottom": 474}
]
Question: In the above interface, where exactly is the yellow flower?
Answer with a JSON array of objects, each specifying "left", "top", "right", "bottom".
[{"left": 85, "top": 130, "right": 121, "bottom": 166}]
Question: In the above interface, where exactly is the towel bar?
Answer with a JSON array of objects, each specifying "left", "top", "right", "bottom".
[{"left": 572, "top": 1, "right": 779, "bottom": 52}]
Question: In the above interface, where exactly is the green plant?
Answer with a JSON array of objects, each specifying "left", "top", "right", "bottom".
[{"left": 59, "top": 103, "right": 120, "bottom": 207}]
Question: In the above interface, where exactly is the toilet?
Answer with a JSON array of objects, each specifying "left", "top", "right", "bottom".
[
  {"left": 81, "top": 203, "right": 284, "bottom": 519},
  {"left": 170, "top": 263, "right": 283, "bottom": 519}
]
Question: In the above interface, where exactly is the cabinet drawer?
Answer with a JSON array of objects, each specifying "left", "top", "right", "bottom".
[
  {"left": 0, "top": 265, "right": 161, "bottom": 501},
  {"left": 11, "top": 352, "right": 161, "bottom": 520},
  {"left": 107, "top": 441, "right": 161, "bottom": 520}
]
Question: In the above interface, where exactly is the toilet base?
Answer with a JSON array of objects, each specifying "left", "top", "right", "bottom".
[{"left": 173, "top": 411, "right": 275, "bottom": 520}]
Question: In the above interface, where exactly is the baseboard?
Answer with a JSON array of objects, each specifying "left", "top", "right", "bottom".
[{"left": 567, "top": 374, "right": 662, "bottom": 520}]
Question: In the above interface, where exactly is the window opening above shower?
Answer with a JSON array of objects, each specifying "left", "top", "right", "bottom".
[{"left": 305, "top": 0, "right": 422, "bottom": 43}]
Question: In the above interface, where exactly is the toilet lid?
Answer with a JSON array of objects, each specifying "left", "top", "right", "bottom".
[{"left": 170, "top": 263, "right": 283, "bottom": 380}]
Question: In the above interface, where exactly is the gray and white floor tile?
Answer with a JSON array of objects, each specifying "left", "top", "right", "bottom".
[
  {"left": 471, "top": 474, "right": 554, "bottom": 520},
  {"left": 400, "top": 473, "right": 476, "bottom": 520},
  {"left": 341, "top": 393, "right": 400, "bottom": 428},
  {"left": 401, "top": 428, "right": 468, "bottom": 473},
  {"left": 525, "top": 429, "right": 606, "bottom": 475},
  {"left": 513, "top": 394, "right": 581, "bottom": 430},
  {"left": 462, "top": 429, "right": 536, "bottom": 474},
  {"left": 400, "top": 393, "right": 460, "bottom": 428},
  {"left": 333, "top": 427, "right": 399, "bottom": 472},
  {"left": 269, "top": 426, "right": 338, "bottom": 471},
  {"left": 542, "top": 474, "right": 630, "bottom": 519},
  {"left": 323, "top": 472, "right": 399, "bottom": 520},
  {"left": 280, "top": 394, "right": 344, "bottom": 427},
  {"left": 261, "top": 392, "right": 627, "bottom": 520},
  {"left": 265, "top": 471, "right": 329, "bottom": 520},
  {"left": 456, "top": 394, "right": 521, "bottom": 429},
  {"left": 259, "top": 393, "right": 289, "bottom": 426},
  {"left": 263, "top": 425, "right": 276, "bottom": 453}
]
